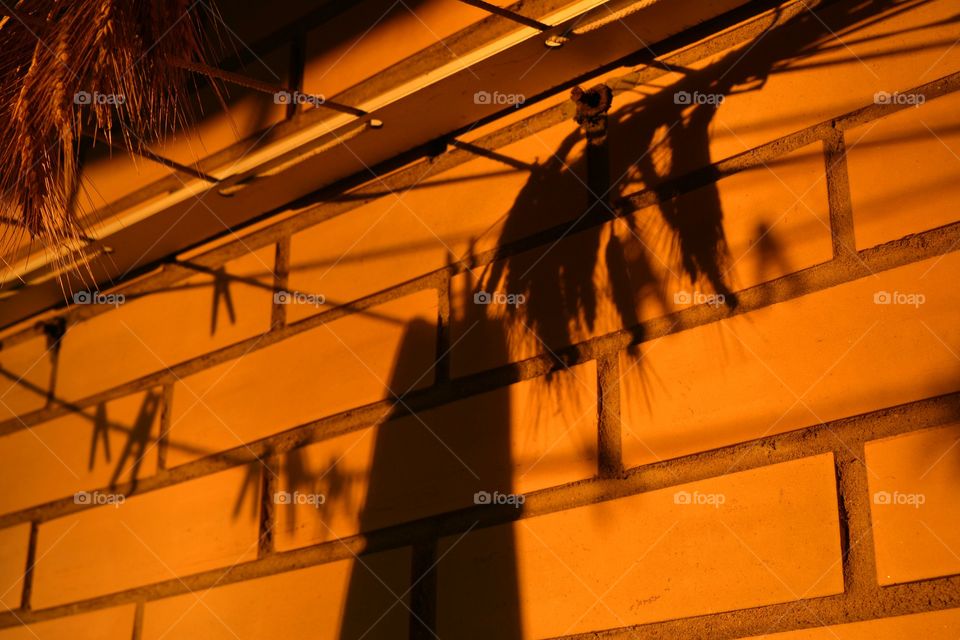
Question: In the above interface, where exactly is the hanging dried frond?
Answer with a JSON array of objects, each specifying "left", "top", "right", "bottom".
[{"left": 0, "top": 0, "right": 227, "bottom": 284}]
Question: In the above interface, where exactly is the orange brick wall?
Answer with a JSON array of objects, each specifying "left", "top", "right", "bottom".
[{"left": 1, "top": 0, "right": 959, "bottom": 638}]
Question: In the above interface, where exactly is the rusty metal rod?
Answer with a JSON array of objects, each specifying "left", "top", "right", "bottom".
[
  {"left": 172, "top": 59, "right": 367, "bottom": 118},
  {"left": 82, "top": 131, "right": 221, "bottom": 184},
  {"left": 457, "top": 0, "right": 553, "bottom": 31}
]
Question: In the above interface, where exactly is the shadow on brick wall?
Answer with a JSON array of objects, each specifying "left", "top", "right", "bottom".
[
  {"left": 335, "top": 294, "right": 522, "bottom": 638},
  {"left": 476, "top": 0, "right": 951, "bottom": 370}
]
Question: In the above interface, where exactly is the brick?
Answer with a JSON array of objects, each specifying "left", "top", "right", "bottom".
[
  {"left": 740, "top": 607, "right": 960, "bottom": 638},
  {"left": 450, "top": 143, "right": 831, "bottom": 376},
  {"left": 865, "top": 423, "right": 960, "bottom": 586},
  {"left": 167, "top": 290, "right": 437, "bottom": 467},
  {"left": 141, "top": 549, "right": 410, "bottom": 640},
  {"left": 612, "top": 0, "right": 960, "bottom": 165},
  {"left": 0, "top": 336, "right": 52, "bottom": 422},
  {"left": 0, "top": 605, "right": 135, "bottom": 640},
  {"left": 435, "top": 454, "right": 843, "bottom": 638},
  {"left": 285, "top": 118, "right": 585, "bottom": 324},
  {"left": 56, "top": 247, "right": 275, "bottom": 401},
  {"left": 0, "top": 391, "right": 160, "bottom": 516},
  {"left": 30, "top": 466, "right": 259, "bottom": 608},
  {"left": 847, "top": 91, "right": 960, "bottom": 250},
  {"left": 0, "top": 524, "right": 30, "bottom": 612},
  {"left": 651, "top": 144, "right": 831, "bottom": 301},
  {"left": 275, "top": 362, "right": 597, "bottom": 550},
  {"left": 620, "top": 252, "right": 960, "bottom": 468}
]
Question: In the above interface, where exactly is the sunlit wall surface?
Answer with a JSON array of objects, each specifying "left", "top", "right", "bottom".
[{"left": 0, "top": 0, "right": 959, "bottom": 638}]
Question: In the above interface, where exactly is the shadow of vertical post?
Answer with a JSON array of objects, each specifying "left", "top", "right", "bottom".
[
  {"left": 336, "top": 263, "right": 522, "bottom": 638},
  {"left": 572, "top": 84, "right": 625, "bottom": 478}
]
